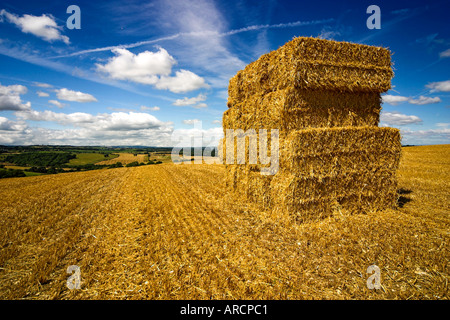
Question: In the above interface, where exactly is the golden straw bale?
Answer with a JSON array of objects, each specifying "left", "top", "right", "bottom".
[
  {"left": 228, "top": 37, "right": 393, "bottom": 106},
  {"left": 225, "top": 88, "right": 381, "bottom": 133}
]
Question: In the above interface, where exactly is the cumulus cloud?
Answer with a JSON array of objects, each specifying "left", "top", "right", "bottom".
[
  {"left": 140, "top": 106, "right": 160, "bottom": 111},
  {"left": 173, "top": 93, "right": 207, "bottom": 106},
  {"left": 55, "top": 88, "right": 97, "bottom": 102},
  {"left": 0, "top": 83, "right": 31, "bottom": 111},
  {"left": 0, "top": 10, "right": 69, "bottom": 44},
  {"left": 16, "top": 110, "right": 166, "bottom": 131},
  {"left": 426, "top": 80, "right": 450, "bottom": 92},
  {"left": 4, "top": 110, "right": 174, "bottom": 146},
  {"left": 155, "top": 70, "right": 208, "bottom": 93},
  {"left": 96, "top": 48, "right": 208, "bottom": 93},
  {"left": 380, "top": 112, "right": 423, "bottom": 126},
  {"left": 408, "top": 96, "right": 441, "bottom": 105},
  {"left": 212, "top": 120, "right": 221, "bottom": 124},
  {"left": 383, "top": 94, "right": 442, "bottom": 105},
  {"left": 97, "top": 48, "right": 174, "bottom": 84},
  {"left": 0, "top": 116, "right": 27, "bottom": 131},
  {"left": 382, "top": 95, "right": 410, "bottom": 105},
  {"left": 48, "top": 100, "right": 65, "bottom": 108},
  {"left": 33, "top": 82, "right": 52, "bottom": 88},
  {"left": 183, "top": 119, "right": 201, "bottom": 125},
  {"left": 192, "top": 102, "right": 208, "bottom": 109},
  {"left": 16, "top": 110, "right": 96, "bottom": 124},
  {"left": 172, "top": 126, "right": 223, "bottom": 151},
  {"left": 1, "top": 110, "right": 226, "bottom": 146},
  {"left": 36, "top": 91, "right": 49, "bottom": 97},
  {"left": 400, "top": 128, "right": 450, "bottom": 145}
]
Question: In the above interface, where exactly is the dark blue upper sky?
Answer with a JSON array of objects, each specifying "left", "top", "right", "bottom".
[{"left": 0, "top": 0, "right": 449, "bottom": 146}]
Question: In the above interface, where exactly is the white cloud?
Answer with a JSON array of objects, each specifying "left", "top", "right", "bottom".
[
  {"left": 183, "top": 119, "right": 201, "bottom": 125},
  {"left": 408, "top": 96, "right": 441, "bottom": 105},
  {"left": 0, "top": 117, "right": 27, "bottom": 131},
  {"left": 96, "top": 48, "right": 208, "bottom": 93},
  {"left": 192, "top": 102, "right": 208, "bottom": 109},
  {"left": 156, "top": 70, "right": 209, "bottom": 93},
  {"left": 400, "top": 128, "right": 450, "bottom": 145},
  {"left": 33, "top": 82, "right": 53, "bottom": 88},
  {"left": 97, "top": 48, "right": 174, "bottom": 84},
  {"left": 0, "top": 83, "right": 31, "bottom": 111},
  {"left": 48, "top": 100, "right": 65, "bottom": 108},
  {"left": 95, "top": 112, "right": 166, "bottom": 131},
  {"left": 380, "top": 112, "right": 423, "bottom": 126},
  {"left": 173, "top": 93, "right": 207, "bottom": 106},
  {"left": 16, "top": 110, "right": 166, "bottom": 131},
  {"left": 212, "top": 120, "right": 221, "bottom": 124},
  {"left": 55, "top": 88, "right": 97, "bottom": 103},
  {"left": 16, "top": 110, "right": 96, "bottom": 124},
  {"left": 172, "top": 126, "right": 223, "bottom": 149},
  {"left": 140, "top": 106, "right": 160, "bottom": 111},
  {"left": 426, "top": 80, "right": 450, "bottom": 92},
  {"left": 382, "top": 94, "right": 410, "bottom": 105},
  {"left": 2, "top": 110, "right": 226, "bottom": 146},
  {"left": 33, "top": 82, "right": 52, "bottom": 88},
  {"left": 318, "top": 26, "right": 341, "bottom": 40},
  {"left": 436, "top": 123, "right": 450, "bottom": 128},
  {"left": 5, "top": 110, "right": 174, "bottom": 146},
  {"left": 383, "top": 94, "right": 442, "bottom": 105},
  {"left": 0, "top": 10, "right": 69, "bottom": 44},
  {"left": 36, "top": 91, "right": 49, "bottom": 97},
  {"left": 439, "top": 49, "right": 450, "bottom": 58}
]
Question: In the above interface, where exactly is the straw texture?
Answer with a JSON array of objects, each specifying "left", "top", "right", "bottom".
[{"left": 222, "top": 36, "right": 400, "bottom": 222}]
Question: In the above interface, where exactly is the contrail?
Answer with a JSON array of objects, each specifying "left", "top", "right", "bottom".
[{"left": 51, "top": 18, "right": 334, "bottom": 58}]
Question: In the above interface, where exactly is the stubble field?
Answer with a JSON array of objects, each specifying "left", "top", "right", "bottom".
[{"left": 0, "top": 145, "right": 448, "bottom": 299}]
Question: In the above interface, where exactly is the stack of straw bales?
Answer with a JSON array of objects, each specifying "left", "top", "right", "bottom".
[{"left": 222, "top": 37, "right": 401, "bottom": 222}]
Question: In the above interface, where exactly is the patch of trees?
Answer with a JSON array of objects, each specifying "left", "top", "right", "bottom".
[
  {"left": 26, "top": 166, "right": 65, "bottom": 174},
  {"left": 0, "top": 168, "right": 26, "bottom": 179},
  {"left": 125, "top": 161, "right": 142, "bottom": 167},
  {"left": 108, "top": 162, "right": 123, "bottom": 168},
  {"left": 6, "top": 152, "right": 76, "bottom": 167},
  {"left": 65, "top": 164, "right": 108, "bottom": 171},
  {"left": 147, "top": 160, "right": 163, "bottom": 164},
  {"left": 125, "top": 161, "right": 162, "bottom": 167}
]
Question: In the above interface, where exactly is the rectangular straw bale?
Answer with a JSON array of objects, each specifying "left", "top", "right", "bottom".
[
  {"left": 270, "top": 168, "right": 398, "bottom": 221},
  {"left": 221, "top": 126, "right": 400, "bottom": 172},
  {"left": 226, "top": 88, "right": 381, "bottom": 132},
  {"left": 271, "top": 168, "right": 397, "bottom": 203},
  {"left": 228, "top": 37, "right": 393, "bottom": 105},
  {"left": 224, "top": 164, "right": 247, "bottom": 190},
  {"left": 282, "top": 126, "right": 401, "bottom": 157},
  {"left": 246, "top": 170, "right": 273, "bottom": 208},
  {"left": 223, "top": 126, "right": 401, "bottom": 221},
  {"left": 279, "top": 126, "right": 401, "bottom": 176}
]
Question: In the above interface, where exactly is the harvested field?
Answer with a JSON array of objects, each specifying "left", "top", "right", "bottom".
[
  {"left": 0, "top": 145, "right": 448, "bottom": 300},
  {"left": 96, "top": 153, "right": 147, "bottom": 165}
]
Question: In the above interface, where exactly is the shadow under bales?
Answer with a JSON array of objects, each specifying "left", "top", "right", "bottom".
[{"left": 397, "top": 188, "right": 412, "bottom": 208}]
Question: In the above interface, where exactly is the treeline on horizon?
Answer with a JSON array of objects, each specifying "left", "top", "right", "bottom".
[
  {"left": 5, "top": 153, "right": 76, "bottom": 167},
  {"left": 0, "top": 145, "right": 175, "bottom": 153}
]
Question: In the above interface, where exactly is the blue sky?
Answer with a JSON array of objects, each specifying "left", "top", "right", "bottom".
[{"left": 0, "top": 0, "right": 449, "bottom": 146}]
